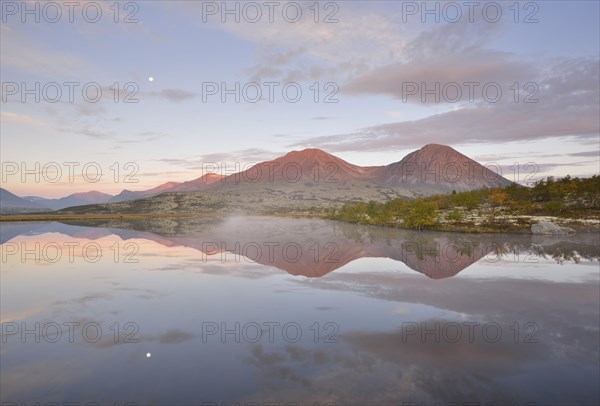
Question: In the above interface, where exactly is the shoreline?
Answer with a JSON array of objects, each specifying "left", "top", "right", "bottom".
[
  {"left": 0, "top": 213, "right": 194, "bottom": 222},
  {"left": 1, "top": 211, "right": 598, "bottom": 235},
  {"left": 273, "top": 212, "right": 600, "bottom": 234}
]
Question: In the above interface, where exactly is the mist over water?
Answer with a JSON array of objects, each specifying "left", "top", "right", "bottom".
[{"left": 1, "top": 216, "right": 599, "bottom": 405}]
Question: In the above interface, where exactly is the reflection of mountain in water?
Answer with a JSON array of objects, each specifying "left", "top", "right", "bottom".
[{"left": 1, "top": 217, "right": 598, "bottom": 278}]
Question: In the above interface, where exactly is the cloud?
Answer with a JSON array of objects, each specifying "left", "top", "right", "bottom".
[
  {"left": 0, "top": 111, "right": 50, "bottom": 127},
  {"left": 146, "top": 89, "right": 196, "bottom": 103},
  {"left": 58, "top": 292, "right": 114, "bottom": 306},
  {"left": 170, "top": 2, "right": 412, "bottom": 82},
  {"left": 105, "top": 87, "right": 196, "bottom": 103},
  {"left": 155, "top": 148, "right": 281, "bottom": 171},
  {"left": 343, "top": 49, "right": 535, "bottom": 103},
  {"left": 196, "top": 148, "right": 281, "bottom": 163},
  {"left": 121, "top": 131, "right": 168, "bottom": 144},
  {"left": 155, "top": 328, "right": 195, "bottom": 344},
  {"left": 172, "top": 2, "right": 513, "bottom": 86},
  {"left": 0, "top": 26, "right": 89, "bottom": 78},
  {"left": 569, "top": 151, "right": 600, "bottom": 158},
  {"left": 294, "top": 57, "right": 600, "bottom": 152},
  {"left": 342, "top": 15, "right": 518, "bottom": 103},
  {"left": 180, "top": 4, "right": 597, "bottom": 154},
  {"left": 403, "top": 11, "right": 502, "bottom": 61},
  {"left": 74, "top": 103, "right": 107, "bottom": 117},
  {"left": 77, "top": 127, "right": 116, "bottom": 140}
]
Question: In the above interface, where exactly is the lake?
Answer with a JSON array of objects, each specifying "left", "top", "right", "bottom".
[{"left": 1, "top": 216, "right": 599, "bottom": 405}]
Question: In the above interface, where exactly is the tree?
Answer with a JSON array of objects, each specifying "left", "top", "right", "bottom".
[
  {"left": 488, "top": 189, "right": 509, "bottom": 222},
  {"left": 543, "top": 200, "right": 564, "bottom": 215},
  {"left": 384, "top": 199, "right": 406, "bottom": 217},
  {"left": 447, "top": 208, "right": 464, "bottom": 222},
  {"left": 452, "top": 191, "right": 479, "bottom": 209},
  {"left": 489, "top": 190, "right": 509, "bottom": 207},
  {"left": 401, "top": 200, "right": 438, "bottom": 230}
]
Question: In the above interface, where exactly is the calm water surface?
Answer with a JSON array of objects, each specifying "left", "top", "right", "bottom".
[{"left": 1, "top": 216, "right": 599, "bottom": 405}]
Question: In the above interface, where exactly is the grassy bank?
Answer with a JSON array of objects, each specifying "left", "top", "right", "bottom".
[{"left": 323, "top": 176, "right": 600, "bottom": 233}]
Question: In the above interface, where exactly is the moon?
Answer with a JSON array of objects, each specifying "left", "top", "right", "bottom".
[
  {"left": 146, "top": 352, "right": 152, "bottom": 358},
  {"left": 148, "top": 77, "right": 154, "bottom": 82}
]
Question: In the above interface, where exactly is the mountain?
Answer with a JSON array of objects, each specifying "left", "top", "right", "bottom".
[
  {"left": 110, "top": 181, "right": 180, "bottom": 203},
  {"left": 219, "top": 145, "right": 511, "bottom": 193},
  {"left": 211, "top": 145, "right": 512, "bottom": 201},
  {"left": 24, "top": 191, "right": 113, "bottom": 210},
  {"left": 168, "top": 173, "right": 225, "bottom": 192},
  {"left": 374, "top": 144, "right": 512, "bottom": 193},
  {"left": 222, "top": 148, "right": 380, "bottom": 185},
  {"left": 0, "top": 188, "right": 50, "bottom": 213},
  {"left": 110, "top": 173, "right": 224, "bottom": 202},
  {"left": 9, "top": 145, "right": 514, "bottom": 213}
]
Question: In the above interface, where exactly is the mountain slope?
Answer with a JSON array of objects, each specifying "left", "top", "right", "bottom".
[
  {"left": 374, "top": 144, "right": 512, "bottom": 194},
  {"left": 222, "top": 148, "right": 381, "bottom": 186},
  {"left": 0, "top": 188, "right": 50, "bottom": 213},
  {"left": 168, "top": 173, "right": 225, "bottom": 192},
  {"left": 25, "top": 191, "right": 113, "bottom": 210},
  {"left": 110, "top": 173, "right": 224, "bottom": 202}
]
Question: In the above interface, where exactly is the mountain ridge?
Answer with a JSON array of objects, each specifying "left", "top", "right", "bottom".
[{"left": 2, "top": 145, "right": 513, "bottom": 213}]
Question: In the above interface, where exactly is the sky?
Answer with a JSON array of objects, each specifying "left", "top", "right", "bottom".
[{"left": 1, "top": 0, "right": 599, "bottom": 198}]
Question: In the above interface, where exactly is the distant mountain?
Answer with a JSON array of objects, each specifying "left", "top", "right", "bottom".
[
  {"left": 0, "top": 188, "right": 49, "bottom": 213},
  {"left": 0, "top": 173, "right": 226, "bottom": 212},
  {"left": 110, "top": 173, "right": 224, "bottom": 203},
  {"left": 24, "top": 191, "right": 113, "bottom": 210},
  {"left": 109, "top": 182, "right": 180, "bottom": 203},
  {"left": 374, "top": 144, "right": 512, "bottom": 193}
]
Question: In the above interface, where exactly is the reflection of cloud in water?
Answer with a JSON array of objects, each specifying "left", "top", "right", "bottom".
[
  {"left": 1, "top": 218, "right": 598, "bottom": 404},
  {"left": 52, "top": 292, "right": 114, "bottom": 306},
  {"left": 152, "top": 258, "right": 282, "bottom": 279},
  {"left": 237, "top": 312, "right": 598, "bottom": 405},
  {"left": 233, "top": 266, "right": 599, "bottom": 404}
]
